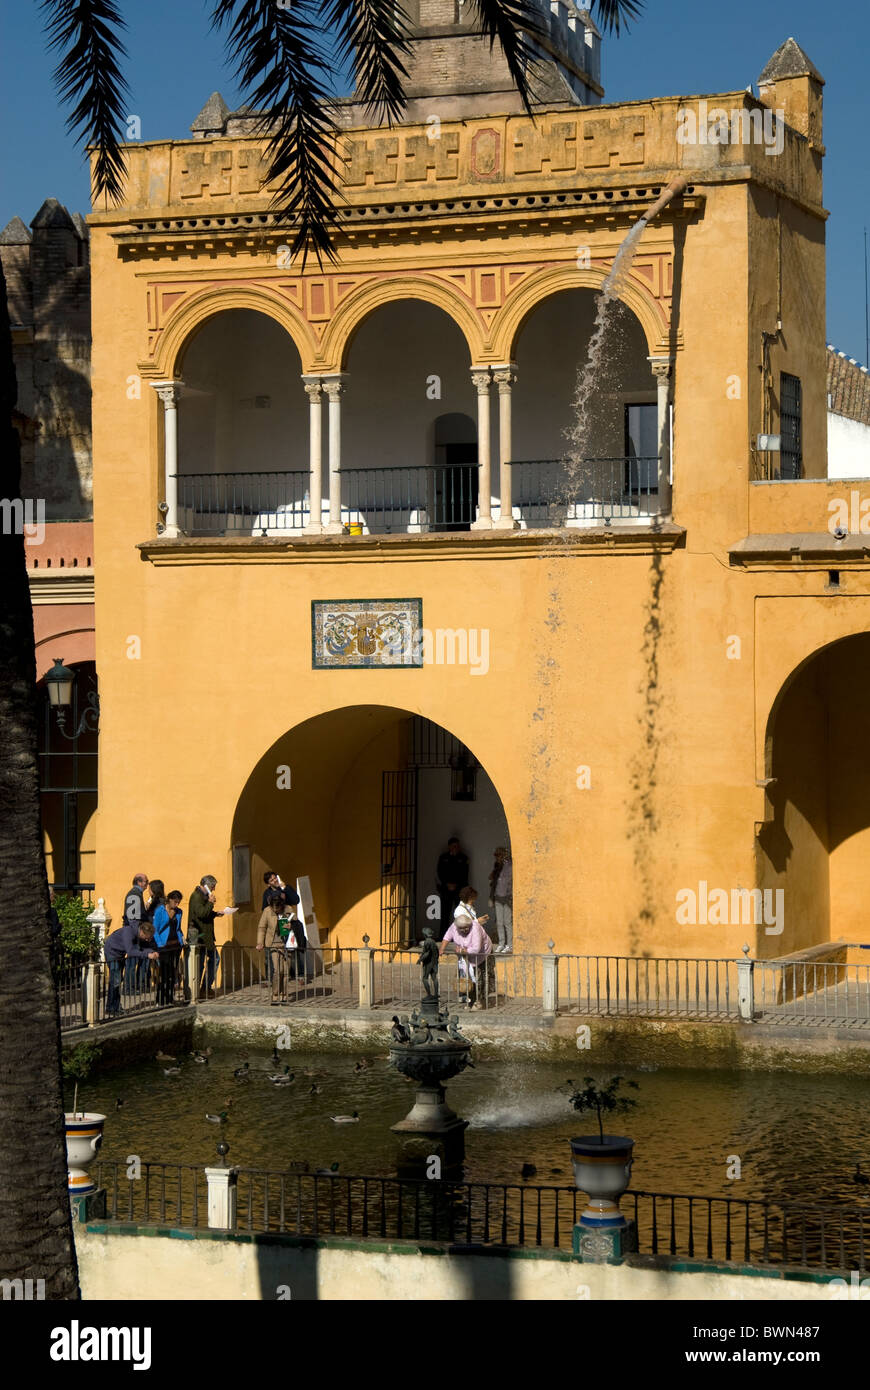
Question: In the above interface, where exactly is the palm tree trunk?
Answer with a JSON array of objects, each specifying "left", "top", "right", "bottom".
[{"left": 0, "top": 259, "right": 79, "bottom": 1298}]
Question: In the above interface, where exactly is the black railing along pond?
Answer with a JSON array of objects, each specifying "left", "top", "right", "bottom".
[{"left": 93, "top": 1161, "right": 868, "bottom": 1275}]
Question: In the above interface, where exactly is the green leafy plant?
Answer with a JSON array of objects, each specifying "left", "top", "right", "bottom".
[
  {"left": 566, "top": 1075, "right": 639, "bottom": 1143},
  {"left": 62, "top": 1042, "right": 102, "bottom": 1118},
  {"left": 54, "top": 894, "right": 98, "bottom": 961}
]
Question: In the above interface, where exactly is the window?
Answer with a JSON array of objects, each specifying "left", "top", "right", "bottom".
[{"left": 780, "top": 373, "right": 803, "bottom": 480}]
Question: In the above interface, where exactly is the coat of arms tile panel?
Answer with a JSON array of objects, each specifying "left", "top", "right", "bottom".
[{"left": 311, "top": 599, "right": 423, "bottom": 669}]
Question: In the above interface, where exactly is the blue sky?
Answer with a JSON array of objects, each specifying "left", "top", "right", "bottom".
[{"left": 1, "top": 0, "right": 867, "bottom": 361}]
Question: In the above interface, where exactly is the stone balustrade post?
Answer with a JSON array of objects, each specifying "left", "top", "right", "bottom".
[
  {"left": 542, "top": 941, "right": 558, "bottom": 1017},
  {"left": 737, "top": 944, "right": 755, "bottom": 1022},
  {"left": 358, "top": 935, "right": 374, "bottom": 1010},
  {"left": 83, "top": 961, "right": 100, "bottom": 1026},
  {"left": 205, "top": 1165, "right": 238, "bottom": 1230}
]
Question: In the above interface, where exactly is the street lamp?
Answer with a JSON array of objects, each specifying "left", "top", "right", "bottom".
[{"left": 44, "top": 657, "right": 100, "bottom": 738}]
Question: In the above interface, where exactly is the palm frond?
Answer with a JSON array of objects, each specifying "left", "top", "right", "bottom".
[
  {"left": 212, "top": 0, "right": 343, "bottom": 263},
  {"left": 320, "top": 0, "right": 413, "bottom": 126},
  {"left": 590, "top": 0, "right": 644, "bottom": 35},
  {"left": 41, "top": 0, "right": 130, "bottom": 204},
  {"left": 467, "top": 0, "right": 549, "bottom": 114}
]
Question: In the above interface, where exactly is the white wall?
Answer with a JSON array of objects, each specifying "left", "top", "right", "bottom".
[
  {"left": 343, "top": 300, "right": 475, "bottom": 470},
  {"left": 513, "top": 289, "right": 655, "bottom": 462},
  {"left": 416, "top": 765, "right": 510, "bottom": 936},
  {"left": 827, "top": 411, "right": 870, "bottom": 479},
  {"left": 178, "top": 310, "right": 307, "bottom": 475}
]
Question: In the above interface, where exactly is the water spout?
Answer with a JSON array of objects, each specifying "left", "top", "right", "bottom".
[{"left": 642, "top": 175, "right": 688, "bottom": 224}]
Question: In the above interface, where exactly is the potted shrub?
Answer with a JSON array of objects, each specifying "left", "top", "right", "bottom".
[
  {"left": 566, "top": 1075, "right": 639, "bottom": 1223},
  {"left": 55, "top": 893, "right": 99, "bottom": 964},
  {"left": 62, "top": 1042, "right": 106, "bottom": 1196}
]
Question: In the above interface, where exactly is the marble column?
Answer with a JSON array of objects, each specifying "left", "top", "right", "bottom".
[
  {"left": 648, "top": 355, "right": 674, "bottom": 518},
  {"left": 492, "top": 363, "right": 519, "bottom": 530},
  {"left": 302, "top": 375, "right": 324, "bottom": 534},
  {"left": 470, "top": 367, "right": 493, "bottom": 529},
  {"left": 152, "top": 381, "right": 182, "bottom": 537},
  {"left": 322, "top": 373, "right": 348, "bottom": 534}
]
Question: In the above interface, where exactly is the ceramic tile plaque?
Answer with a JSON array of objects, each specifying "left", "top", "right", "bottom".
[{"left": 311, "top": 599, "right": 423, "bottom": 669}]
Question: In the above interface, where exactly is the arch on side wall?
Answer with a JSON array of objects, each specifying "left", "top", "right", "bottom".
[
  {"left": 34, "top": 624, "right": 95, "bottom": 681},
  {"left": 321, "top": 277, "right": 484, "bottom": 370},
  {"left": 491, "top": 264, "right": 666, "bottom": 364},
  {"left": 147, "top": 284, "right": 319, "bottom": 380},
  {"left": 758, "top": 632, "right": 870, "bottom": 954},
  {"left": 229, "top": 703, "right": 511, "bottom": 951}
]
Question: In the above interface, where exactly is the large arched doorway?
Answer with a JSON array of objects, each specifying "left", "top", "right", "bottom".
[
  {"left": 760, "top": 634, "right": 870, "bottom": 952},
  {"left": 175, "top": 308, "right": 307, "bottom": 533},
  {"left": 231, "top": 705, "right": 509, "bottom": 948}
]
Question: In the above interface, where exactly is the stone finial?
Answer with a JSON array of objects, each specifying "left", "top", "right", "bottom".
[
  {"left": 31, "top": 198, "right": 76, "bottom": 231},
  {"left": 362, "top": 934, "right": 370, "bottom": 946},
  {"left": 742, "top": 942, "right": 751, "bottom": 956},
  {"left": 758, "top": 37, "right": 824, "bottom": 85},
  {"left": 0, "top": 216, "right": 31, "bottom": 245},
  {"left": 191, "top": 92, "right": 230, "bottom": 135}
]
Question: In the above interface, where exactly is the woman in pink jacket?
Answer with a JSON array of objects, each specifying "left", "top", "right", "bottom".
[{"left": 439, "top": 910, "right": 493, "bottom": 1010}]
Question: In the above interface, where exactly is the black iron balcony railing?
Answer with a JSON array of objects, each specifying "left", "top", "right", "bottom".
[
  {"left": 172, "top": 457, "right": 661, "bottom": 536},
  {"left": 93, "top": 1158, "right": 870, "bottom": 1274},
  {"left": 507, "top": 457, "right": 661, "bottom": 524}
]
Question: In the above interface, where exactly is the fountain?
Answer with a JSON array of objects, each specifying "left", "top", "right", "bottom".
[{"left": 389, "top": 928, "right": 473, "bottom": 1175}]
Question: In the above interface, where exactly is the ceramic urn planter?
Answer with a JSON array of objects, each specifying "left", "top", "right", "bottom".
[
  {"left": 64, "top": 1113, "right": 106, "bottom": 1196},
  {"left": 570, "top": 1135, "right": 634, "bottom": 1226}
]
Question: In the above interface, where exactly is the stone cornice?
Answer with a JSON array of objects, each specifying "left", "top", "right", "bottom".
[
  {"left": 730, "top": 533, "right": 870, "bottom": 568},
  {"left": 28, "top": 568, "right": 95, "bottom": 603},
  {"left": 138, "top": 526, "right": 685, "bottom": 566},
  {"left": 109, "top": 186, "right": 705, "bottom": 259}
]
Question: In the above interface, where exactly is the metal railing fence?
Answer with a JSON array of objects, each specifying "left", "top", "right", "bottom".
[
  {"left": 92, "top": 1159, "right": 870, "bottom": 1275},
  {"left": 754, "top": 959, "right": 870, "bottom": 1025},
  {"left": 508, "top": 456, "right": 661, "bottom": 523},
  {"left": 558, "top": 954, "right": 740, "bottom": 1020}
]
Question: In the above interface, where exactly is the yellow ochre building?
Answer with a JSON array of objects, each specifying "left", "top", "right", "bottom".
[{"left": 87, "top": 14, "right": 866, "bottom": 965}]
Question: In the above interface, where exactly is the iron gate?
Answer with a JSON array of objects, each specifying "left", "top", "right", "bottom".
[{"left": 380, "top": 771, "right": 418, "bottom": 948}]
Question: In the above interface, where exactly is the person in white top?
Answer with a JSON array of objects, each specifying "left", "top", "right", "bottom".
[{"left": 453, "top": 886, "right": 489, "bottom": 931}]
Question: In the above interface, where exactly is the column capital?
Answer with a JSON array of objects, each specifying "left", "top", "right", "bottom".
[
  {"left": 470, "top": 367, "right": 493, "bottom": 393},
  {"left": 647, "top": 355, "right": 674, "bottom": 380},
  {"left": 151, "top": 380, "right": 182, "bottom": 406},
  {"left": 322, "top": 372, "right": 349, "bottom": 402},
  {"left": 492, "top": 363, "right": 518, "bottom": 391},
  {"left": 302, "top": 374, "right": 324, "bottom": 402}
]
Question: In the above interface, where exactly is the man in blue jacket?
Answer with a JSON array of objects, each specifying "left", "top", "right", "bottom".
[{"left": 104, "top": 919, "right": 158, "bottom": 1018}]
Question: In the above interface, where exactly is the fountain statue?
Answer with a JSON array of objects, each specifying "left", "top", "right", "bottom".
[{"left": 389, "top": 928, "right": 473, "bottom": 1174}]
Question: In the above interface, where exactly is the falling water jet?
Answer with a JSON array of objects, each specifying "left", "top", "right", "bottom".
[{"left": 565, "top": 176, "right": 689, "bottom": 493}]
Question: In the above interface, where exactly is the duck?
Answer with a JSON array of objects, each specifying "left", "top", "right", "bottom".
[
  {"left": 115, "top": 1098, "right": 124, "bottom": 1110},
  {"left": 267, "top": 1068, "right": 295, "bottom": 1085},
  {"left": 521, "top": 1163, "right": 537, "bottom": 1181},
  {"left": 353, "top": 1059, "right": 372, "bottom": 1073},
  {"left": 155, "top": 1051, "right": 175, "bottom": 1063},
  {"left": 233, "top": 1062, "right": 250, "bottom": 1079},
  {"left": 206, "top": 1110, "right": 230, "bottom": 1123},
  {"left": 308, "top": 1083, "right": 322, "bottom": 1096},
  {"left": 853, "top": 1163, "right": 870, "bottom": 1185},
  {"left": 316, "top": 1162, "right": 340, "bottom": 1176},
  {"left": 191, "top": 1051, "right": 210, "bottom": 1065},
  {"left": 163, "top": 1066, "right": 181, "bottom": 1077},
  {"left": 330, "top": 1111, "right": 360, "bottom": 1124}
]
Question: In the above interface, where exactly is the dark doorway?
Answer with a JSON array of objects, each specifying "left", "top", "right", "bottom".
[{"left": 433, "top": 413, "right": 478, "bottom": 531}]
